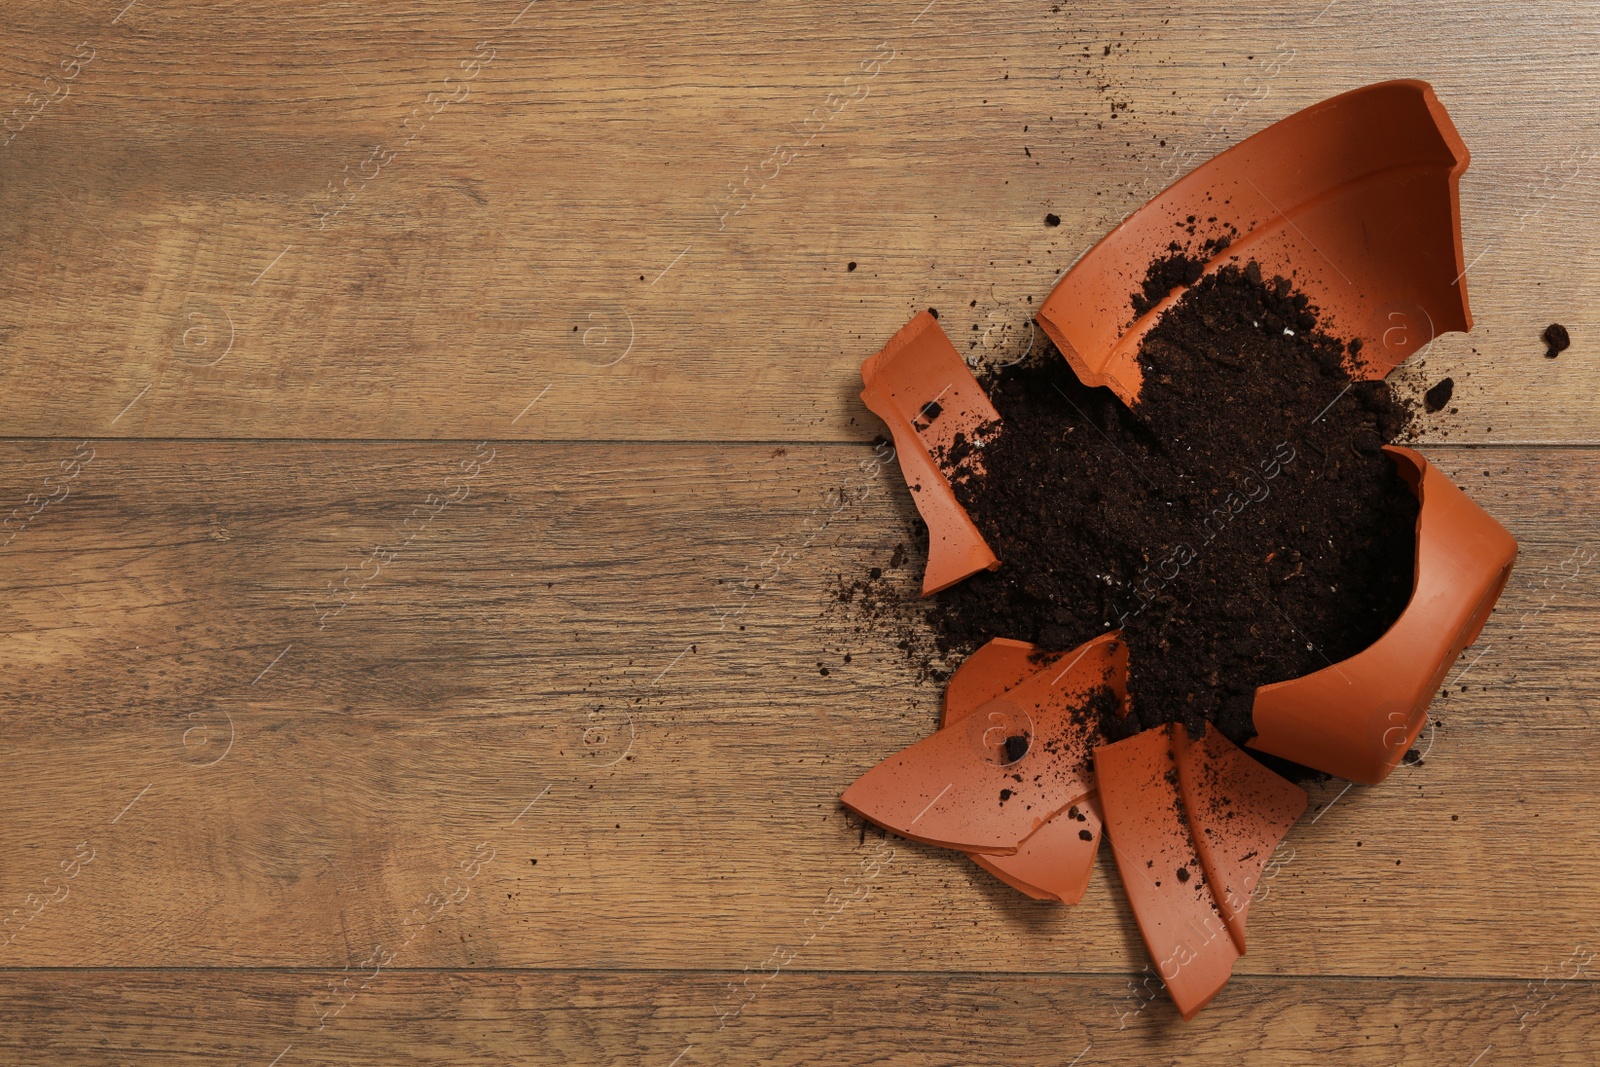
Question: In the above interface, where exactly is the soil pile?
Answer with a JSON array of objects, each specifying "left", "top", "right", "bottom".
[{"left": 929, "top": 259, "right": 1419, "bottom": 747}]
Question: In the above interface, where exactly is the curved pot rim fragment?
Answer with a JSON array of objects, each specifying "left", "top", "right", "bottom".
[
  {"left": 1036, "top": 79, "right": 1473, "bottom": 408},
  {"left": 1248, "top": 445, "right": 1517, "bottom": 782}
]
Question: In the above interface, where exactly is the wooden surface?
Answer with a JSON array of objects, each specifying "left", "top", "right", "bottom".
[
  {"left": 2, "top": 1, "right": 1598, "bottom": 1064},
  {"left": 1, "top": 0, "right": 1597, "bottom": 442}
]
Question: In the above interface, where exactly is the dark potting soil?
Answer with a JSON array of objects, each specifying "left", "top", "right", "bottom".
[
  {"left": 1544, "top": 322, "right": 1571, "bottom": 358},
  {"left": 1424, "top": 377, "right": 1455, "bottom": 413},
  {"left": 929, "top": 259, "right": 1419, "bottom": 748}
]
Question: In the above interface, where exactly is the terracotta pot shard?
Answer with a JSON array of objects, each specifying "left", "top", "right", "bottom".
[
  {"left": 941, "top": 637, "right": 1044, "bottom": 718},
  {"left": 940, "top": 638, "right": 1114, "bottom": 904},
  {"left": 1248, "top": 445, "right": 1517, "bottom": 782},
  {"left": 841, "top": 633, "right": 1125, "bottom": 855},
  {"left": 860, "top": 311, "right": 1001, "bottom": 594},
  {"left": 967, "top": 794, "right": 1105, "bottom": 905},
  {"left": 1173, "top": 725, "right": 1306, "bottom": 954},
  {"left": 1094, "top": 725, "right": 1242, "bottom": 1021},
  {"left": 1037, "top": 79, "right": 1473, "bottom": 408}
]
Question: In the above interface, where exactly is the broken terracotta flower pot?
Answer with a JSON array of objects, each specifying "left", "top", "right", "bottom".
[
  {"left": 859, "top": 311, "right": 1000, "bottom": 594},
  {"left": 846, "top": 79, "right": 1516, "bottom": 1019},
  {"left": 840, "top": 632, "right": 1125, "bottom": 855},
  {"left": 1037, "top": 79, "right": 1473, "bottom": 407},
  {"left": 1247, "top": 444, "right": 1517, "bottom": 783}
]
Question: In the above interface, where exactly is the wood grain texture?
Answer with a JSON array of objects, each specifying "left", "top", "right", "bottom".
[
  {"left": 1, "top": 441, "right": 1596, "bottom": 988},
  {"left": 5, "top": 0, "right": 1600, "bottom": 1060},
  {"left": 0, "top": 970, "right": 1594, "bottom": 1066},
  {"left": 1, "top": 0, "right": 1597, "bottom": 442}
]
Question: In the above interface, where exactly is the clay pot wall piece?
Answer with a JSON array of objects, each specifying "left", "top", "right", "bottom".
[
  {"left": 940, "top": 638, "right": 1113, "bottom": 904},
  {"left": 860, "top": 311, "right": 1001, "bottom": 594},
  {"left": 1036, "top": 80, "right": 1473, "bottom": 408},
  {"left": 1094, "top": 725, "right": 1243, "bottom": 1021},
  {"left": 841, "top": 633, "right": 1125, "bottom": 855},
  {"left": 1248, "top": 446, "right": 1517, "bottom": 782}
]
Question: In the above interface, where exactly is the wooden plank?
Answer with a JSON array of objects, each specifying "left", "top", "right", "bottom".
[
  {"left": 0, "top": 970, "right": 1594, "bottom": 1065},
  {"left": 1, "top": 440, "right": 1596, "bottom": 980},
  {"left": 0, "top": 1, "right": 1595, "bottom": 442}
]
